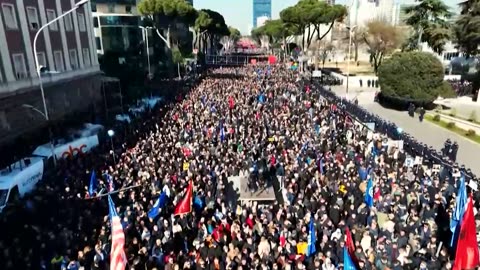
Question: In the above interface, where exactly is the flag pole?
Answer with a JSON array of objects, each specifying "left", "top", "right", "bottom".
[{"left": 85, "top": 185, "right": 142, "bottom": 200}]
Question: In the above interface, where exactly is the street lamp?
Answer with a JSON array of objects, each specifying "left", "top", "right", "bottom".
[
  {"left": 22, "top": 104, "right": 56, "bottom": 165},
  {"left": 32, "top": 0, "right": 89, "bottom": 166},
  {"left": 346, "top": 25, "right": 357, "bottom": 95},
  {"left": 107, "top": 129, "right": 116, "bottom": 164},
  {"left": 138, "top": 26, "right": 152, "bottom": 80}
]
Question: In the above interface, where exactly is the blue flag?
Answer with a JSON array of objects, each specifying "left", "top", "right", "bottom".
[
  {"left": 148, "top": 191, "right": 168, "bottom": 219},
  {"left": 193, "top": 195, "right": 205, "bottom": 210},
  {"left": 319, "top": 158, "right": 324, "bottom": 175},
  {"left": 358, "top": 167, "right": 368, "bottom": 181},
  {"left": 344, "top": 247, "right": 358, "bottom": 270},
  {"left": 107, "top": 194, "right": 118, "bottom": 221},
  {"left": 220, "top": 121, "right": 225, "bottom": 143},
  {"left": 306, "top": 217, "right": 316, "bottom": 257},
  {"left": 88, "top": 170, "right": 97, "bottom": 197},
  {"left": 105, "top": 173, "right": 114, "bottom": 192},
  {"left": 258, "top": 93, "right": 266, "bottom": 103},
  {"left": 365, "top": 177, "right": 374, "bottom": 207},
  {"left": 450, "top": 174, "right": 467, "bottom": 247}
]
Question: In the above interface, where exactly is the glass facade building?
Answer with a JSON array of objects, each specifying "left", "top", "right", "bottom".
[{"left": 253, "top": 0, "right": 272, "bottom": 28}]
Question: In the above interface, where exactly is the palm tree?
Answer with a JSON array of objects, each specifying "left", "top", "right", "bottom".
[{"left": 404, "top": 0, "right": 452, "bottom": 54}]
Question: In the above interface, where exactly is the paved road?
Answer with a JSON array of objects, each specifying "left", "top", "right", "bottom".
[{"left": 332, "top": 86, "right": 480, "bottom": 175}]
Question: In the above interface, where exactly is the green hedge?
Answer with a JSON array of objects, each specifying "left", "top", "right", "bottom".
[{"left": 378, "top": 52, "right": 455, "bottom": 101}]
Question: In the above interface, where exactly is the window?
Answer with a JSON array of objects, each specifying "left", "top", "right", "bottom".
[
  {"left": 37, "top": 52, "right": 47, "bottom": 69},
  {"left": 64, "top": 12, "right": 73, "bottom": 31},
  {"left": 126, "top": 5, "right": 132, "bottom": 13},
  {"left": 46, "top": 9, "right": 57, "bottom": 31},
  {"left": 26, "top": 7, "right": 39, "bottom": 30},
  {"left": 83, "top": 48, "right": 90, "bottom": 66},
  {"left": 2, "top": 4, "right": 18, "bottom": 30},
  {"left": 54, "top": 51, "right": 64, "bottom": 72},
  {"left": 78, "top": 13, "right": 86, "bottom": 32},
  {"left": 12, "top": 54, "right": 28, "bottom": 80},
  {"left": 69, "top": 49, "right": 78, "bottom": 69},
  {"left": 95, "top": 37, "right": 102, "bottom": 50},
  {"left": 93, "top": 17, "right": 99, "bottom": 28},
  {"left": 107, "top": 4, "right": 115, "bottom": 13}
]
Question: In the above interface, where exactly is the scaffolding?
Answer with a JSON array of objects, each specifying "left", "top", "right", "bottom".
[
  {"left": 101, "top": 76, "right": 123, "bottom": 120},
  {"left": 205, "top": 55, "right": 269, "bottom": 66}
]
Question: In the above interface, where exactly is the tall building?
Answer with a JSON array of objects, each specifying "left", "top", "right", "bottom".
[
  {"left": 256, "top": 15, "right": 269, "bottom": 28},
  {"left": 253, "top": 0, "right": 271, "bottom": 28},
  {"left": 0, "top": 0, "right": 101, "bottom": 145},
  {"left": 348, "top": 0, "right": 396, "bottom": 27},
  {"left": 92, "top": 0, "right": 142, "bottom": 55},
  {"left": 398, "top": 4, "right": 413, "bottom": 25}
]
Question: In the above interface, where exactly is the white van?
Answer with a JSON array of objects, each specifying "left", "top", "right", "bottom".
[{"left": 0, "top": 157, "right": 44, "bottom": 212}]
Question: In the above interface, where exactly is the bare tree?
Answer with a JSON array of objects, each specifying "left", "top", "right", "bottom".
[{"left": 361, "top": 20, "right": 404, "bottom": 74}]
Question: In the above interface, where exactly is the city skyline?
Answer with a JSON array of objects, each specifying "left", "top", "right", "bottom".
[
  {"left": 194, "top": 0, "right": 461, "bottom": 34},
  {"left": 194, "top": 0, "right": 299, "bottom": 34}
]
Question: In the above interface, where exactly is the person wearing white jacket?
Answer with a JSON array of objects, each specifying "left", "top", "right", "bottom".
[{"left": 321, "top": 258, "right": 336, "bottom": 270}]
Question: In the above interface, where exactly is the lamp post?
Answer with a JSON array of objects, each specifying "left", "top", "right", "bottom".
[
  {"left": 107, "top": 129, "right": 116, "bottom": 165},
  {"left": 346, "top": 25, "right": 357, "bottom": 95},
  {"left": 32, "top": 0, "right": 89, "bottom": 166}
]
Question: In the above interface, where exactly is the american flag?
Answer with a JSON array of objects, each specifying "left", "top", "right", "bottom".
[
  {"left": 106, "top": 173, "right": 114, "bottom": 192},
  {"left": 108, "top": 195, "right": 127, "bottom": 270}
]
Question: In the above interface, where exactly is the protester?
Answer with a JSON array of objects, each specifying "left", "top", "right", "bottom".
[{"left": 0, "top": 64, "right": 478, "bottom": 270}]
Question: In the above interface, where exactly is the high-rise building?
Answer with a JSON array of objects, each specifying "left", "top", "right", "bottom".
[
  {"left": 0, "top": 0, "right": 101, "bottom": 145},
  {"left": 256, "top": 16, "right": 269, "bottom": 28},
  {"left": 398, "top": 4, "right": 413, "bottom": 25},
  {"left": 92, "top": 0, "right": 142, "bottom": 55},
  {"left": 253, "top": 0, "right": 271, "bottom": 28},
  {"left": 348, "top": 0, "right": 396, "bottom": 27}
]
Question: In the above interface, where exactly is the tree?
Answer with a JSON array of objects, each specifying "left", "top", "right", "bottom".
[
  {"left": 361, "top": 20, "right": 404, "bottom": 74},
  {"left": 455, "top": 0, "right": 480, "bottom": 56},
  {"left": 251, "top": 19, "right": 300, "bottom": 51},
  {"left": 318, "top": 40, "right": 334, "bottom": 68},
  {"left": 404, "top": 0, "right": 452, "bottom": 54},
  {"left": 221, "top": 26, "right": 241, "bottom": 52},
  {"left": 193, "top": 9, "right": 229, "bottom": 54},
  {"left": 378, "top": 51, "right": 455, "bottom": 101},
  {"left": 280, "top": 0, "right": 347, "bottom": 50},
  {"left": 138, "top": 0, "right": 197, "bottom": 49}
]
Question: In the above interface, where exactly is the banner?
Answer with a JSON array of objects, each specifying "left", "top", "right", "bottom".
[{"left": 268, "top": 55, "right": 277, "bottom": 64}]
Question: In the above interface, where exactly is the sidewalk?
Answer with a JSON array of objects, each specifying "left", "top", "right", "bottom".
[
  {"left": 435, "top": 96, "right": 480, "bottom": 120},
  {"left": 331, "top": 86, "right": 480, "bottom": 175}
]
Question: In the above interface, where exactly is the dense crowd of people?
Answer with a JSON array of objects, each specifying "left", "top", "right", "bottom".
[
  {"left": 0, "top": 64, "right": 477, "bottom": 270},
  {"left": 447, "top": 79, "right": 473, "bottom": 97}
]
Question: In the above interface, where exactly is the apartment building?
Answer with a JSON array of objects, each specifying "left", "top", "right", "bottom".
[
  {"left": 0, "top": 0, "right": 101, "bottom": 145},
  {"left": 92, "top": 0, "right": 142, "bottom": 55}
]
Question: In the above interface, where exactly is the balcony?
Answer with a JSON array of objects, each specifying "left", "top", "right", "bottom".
[
  {"left": 0, "top": 65, "right": 101, "bottom": 98},
  {"left": 94, "top": 0, "right": 137, "bottom": 4}
]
